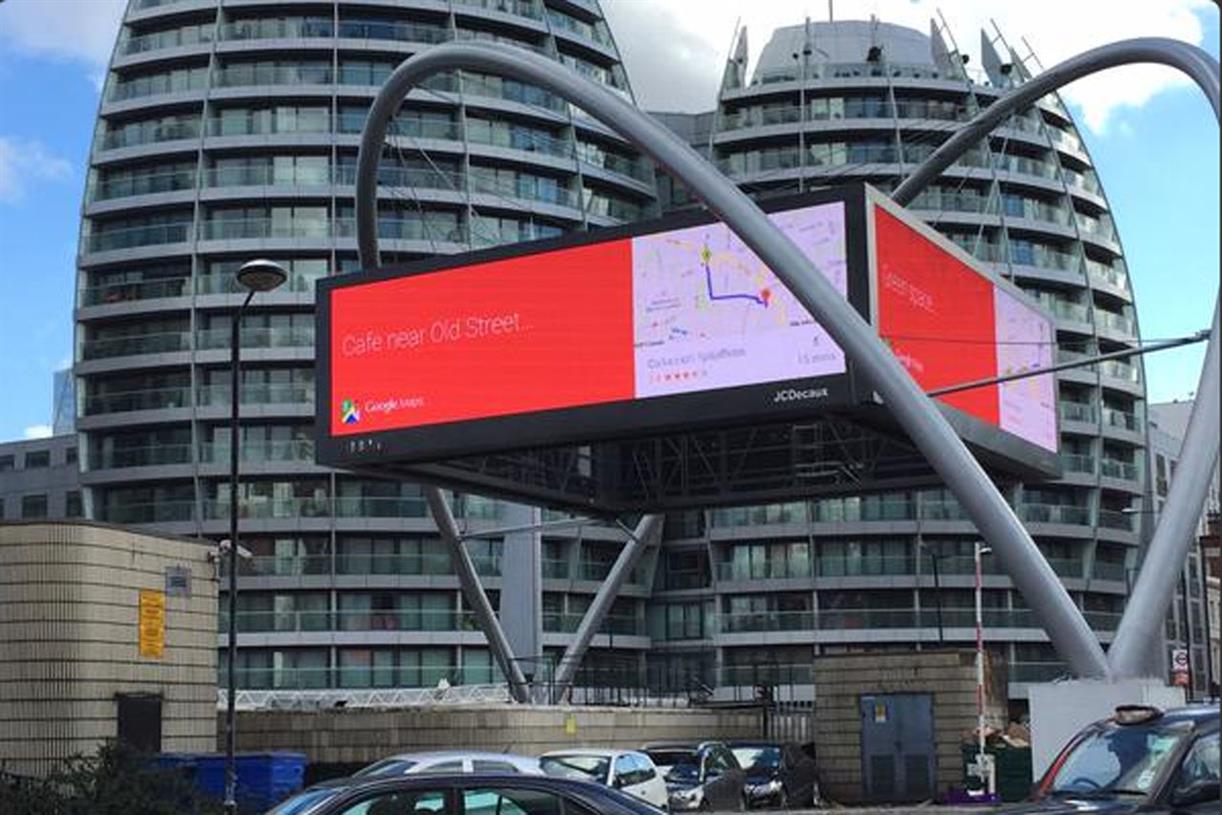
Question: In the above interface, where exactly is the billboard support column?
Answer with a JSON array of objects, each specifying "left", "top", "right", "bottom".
[
  {"left": 424, "top": 489, "right": 531, "bottom": 703},
  {"left": 553, "top": 513, "right": 663, "bottom": 694}
]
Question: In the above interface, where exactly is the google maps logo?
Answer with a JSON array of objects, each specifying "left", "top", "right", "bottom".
[{"left": 341, "top": 399, "right": 361, "bottom": 425}]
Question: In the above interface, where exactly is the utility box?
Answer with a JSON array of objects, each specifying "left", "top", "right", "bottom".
[{"left": 813, "top": 649, "right": 1007, "bottom": 804}]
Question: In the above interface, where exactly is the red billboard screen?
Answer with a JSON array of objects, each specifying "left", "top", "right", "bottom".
[
  {"left": 317, "top": 185, "right": 1059, "bottom": 494},
  {"left": 873, "top": 206, "right": 1057, "bottom": 452},
  {"left": 329, "top": 202, "right": 850, "bottom": 438}
]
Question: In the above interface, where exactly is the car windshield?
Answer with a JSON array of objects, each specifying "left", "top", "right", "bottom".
[
  {"left": 265, "top": 787, "right": 343, "bottom": 815},
  {"left": 732, "top": 746, "right": 781, "bottom": 773},
  {"left": 353, "top": 758, "right": 418, "bottom": 777},
  {"left": 1047, "top": 721, "right": 1194, "bottom": 796},
  {"left": 647, "top": 750, "right": 700, "bottom": 783},
  {"left": 540, "top": 755, "right": 610, "bottom": 783}
]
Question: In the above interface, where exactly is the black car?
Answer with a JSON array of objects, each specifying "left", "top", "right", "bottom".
[
  {"left": 728, "top": 741, "right": 819, "bottom": 809},
  {"left": 1008, "top": 704, "right": 1218, "bottom": 815},
  {"left": 643, "top": 740, "right": 747, "bottom": 812},
  {"left": 264, "top": 773, "right": 665, "bottom": 814}
]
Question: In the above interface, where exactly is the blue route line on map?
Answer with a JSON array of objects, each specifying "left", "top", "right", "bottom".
[{"left": 702, "top": 248, "right": 766, "bottom": 306}]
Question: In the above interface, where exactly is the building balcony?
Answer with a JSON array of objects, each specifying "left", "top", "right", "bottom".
[
  {"left": 91, "top": 169, "right": 197, "bottom": 202},
  {"left": 1100, "top": 459, "right": 1140, "bottom": 482},
  {"left": 198, "top": 439, "right": 316, "bottom": 466},
  {"left": 84, "top": 222, "right": 192, "bottom": 254},
  {"left": 80, "top": 331, "right": 190, "bottom": 360},
  {"left": 195, "top": 383, "right": 315, "bottom": 409},
  {"left": 543, "top": 613, "right": 643, "bottom": 635},
  {"left": 83, "top": 385, "right": 192, "bottom": 417},
  {"left": 1060, "top": 453, "right": 1097, "bottom": 475},
  {"left": 720, "top": 610, "right": 814, "bottom": 634},
  {"left": 1060, "top": 401, "right": 1097, "bottom": 426},
  {"left": 717, "top": 560, "right": 813, "bottom": 581},
  {"left": 79, "top": 276, "right": 191, "bottom": 307},
  {"left": 96, "top": 120, "right": 201, "bottom": 153},
  {"left": 1017, "top": 503, "right": 1093, "bottom": 527},
  {"left": 195, "top": 325, "right": 315, "bottom": 352},
  {"left": 333, "top": 553, "right": 499, "bottom": 578},
  {"left": 97, "top": 499, "right": 195, "bottom": 525},
  {"left": 88, "top": 443, "right": 193, "bottom": 470}
]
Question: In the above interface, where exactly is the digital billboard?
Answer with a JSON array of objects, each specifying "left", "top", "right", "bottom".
[
  {"left": 317, "top": 184, "right": 1060, "bottom": 511},
  {"left": 873, "top": 206, "right": 1057, "bottom": 452},
  {"left": 327, "top": 201, "right": 853, "bottom": 449}
]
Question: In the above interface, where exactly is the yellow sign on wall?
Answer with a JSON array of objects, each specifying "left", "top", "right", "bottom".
[{"left": 139, "top": 589, "right": 166, "bottom": 659}]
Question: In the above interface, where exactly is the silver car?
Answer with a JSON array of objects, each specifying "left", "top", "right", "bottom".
[{"left": 352, "top": 750, "right": 543, "bottom": 778}]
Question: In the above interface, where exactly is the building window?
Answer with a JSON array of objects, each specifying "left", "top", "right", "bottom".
[
  {"left": 24, "top": 450, "right": 50, "bottom": 469},
  {"left": 0, "top": 454, "right": 13, "bottom": 471},
  {"left": 65, "top": 446, "right": 78, "bottom": 466},
  {"left": 21, "top": 494, "right": 48, "bottom": 519},
  {"left": 65, "top": 491, "right": 83, "bottom": 518}
]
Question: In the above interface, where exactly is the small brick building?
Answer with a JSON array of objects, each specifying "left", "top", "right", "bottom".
[{"left": 813, "top": 649, "right": 1008, "bottom": 804}]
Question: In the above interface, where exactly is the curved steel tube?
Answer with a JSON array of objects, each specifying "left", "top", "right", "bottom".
[
  {"left": 893, "top": 38, "right": 1220, "bottom": 679},
  {"left": 356, "top": 41, "right": 1110, "bottom": 678}
]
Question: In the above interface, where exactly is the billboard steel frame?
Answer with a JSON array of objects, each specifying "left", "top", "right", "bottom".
[{"left": 352, "top": 37, "right": 1218, "bottom": 684}]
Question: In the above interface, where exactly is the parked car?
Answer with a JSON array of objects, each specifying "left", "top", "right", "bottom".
[
  {"left": 540, "top": 749, "right": 669, "bottom": 810},
  {"left": 264, "top": 772, "right": 665, "bottom": 814},
  {"left": 351, "top": 750, "right": 542, "bottom": 778},
  {"left": 643, "top": 741, "right": 746, "bottom": 812},
  {"left": 728, "top": 740, "right": 819, "bottom": 809},
  {"left": 1012, "top": 704, "right": 1218, "bottom": 815}
]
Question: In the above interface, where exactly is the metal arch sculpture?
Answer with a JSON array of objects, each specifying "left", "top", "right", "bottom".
[
  {"left": 892, "top": 38, "right": 1220, "bottom": 679},
  {"left": 355, "top": 41, "right": 1119, "bottom": 679}
]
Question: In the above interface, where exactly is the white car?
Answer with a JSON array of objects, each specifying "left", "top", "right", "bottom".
[
  {"left": 540, "top": 749, "right": 669, "bottom": 811},
  {"left": 352, "top": 750, "right": 543, "bottom": 778}
]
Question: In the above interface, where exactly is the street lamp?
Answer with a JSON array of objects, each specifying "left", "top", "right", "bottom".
[
  {"left": 224, "top": 259, "right": 287, "bottom": 815},
  {"left": 974, "top": 542, "right": 994, "bottom": 798}
]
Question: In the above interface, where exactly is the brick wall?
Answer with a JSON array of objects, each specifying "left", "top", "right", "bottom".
[{"left": 232, "top": 705, "right": 762, "bottom": 765}]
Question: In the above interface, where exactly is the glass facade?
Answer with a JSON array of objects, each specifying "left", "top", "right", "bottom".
[{"left": 79, "top": 0, "right": 656, "bottom": 692}]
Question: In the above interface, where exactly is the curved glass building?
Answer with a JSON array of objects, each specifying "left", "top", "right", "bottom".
[
  {"left": 77, "top": 7, "right": 1150, "bottom": 705},
  {"left": 76, "top": 0, "right": 657, "bottom": 691},
  {"left": 647, "top": 19, "right": 1148, "bottom": 702}
]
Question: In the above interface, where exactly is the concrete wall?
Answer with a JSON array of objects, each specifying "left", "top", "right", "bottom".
[
  {"left": 0, "top": 521, "right": 217, "bottom": 776},
  {"left": 233, "top": 704, "right": 762, "bottom": 765},
  {"left": 813, "top": 650, "right": 1007, "bottom": 804}
]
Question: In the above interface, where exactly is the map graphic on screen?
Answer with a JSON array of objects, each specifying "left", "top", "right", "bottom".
[
  {"left": 632, "top": 202, "right": 848, "bottom": 398},
  {"left": 995, "top": 287, "right": 1057, "bottom": 451}
]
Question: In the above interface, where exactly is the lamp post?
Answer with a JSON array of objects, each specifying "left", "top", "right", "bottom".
[
  {"left": 223, "top": 259, "right": 287, "bottom": 815},
  {"left": 974, "top": 542, "right": 994, "bottom": 797}
]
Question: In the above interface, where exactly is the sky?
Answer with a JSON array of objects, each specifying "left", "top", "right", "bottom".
[{"left": 0, "top": 0, "right": 1217, "bottom": 443}]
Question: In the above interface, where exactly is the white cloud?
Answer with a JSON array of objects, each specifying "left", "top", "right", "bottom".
[
  {"left": 0, "top": 136, "right": 73, "bottom": 204},
  {"left": 23, "top": 425, "right": 53, "bottom": 440},
  {"left": 605, "top": 0, "right": 1216, "bottom": 134},
  {"left": 0, "top": 0, "right": 126, "bottom": 67}
]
